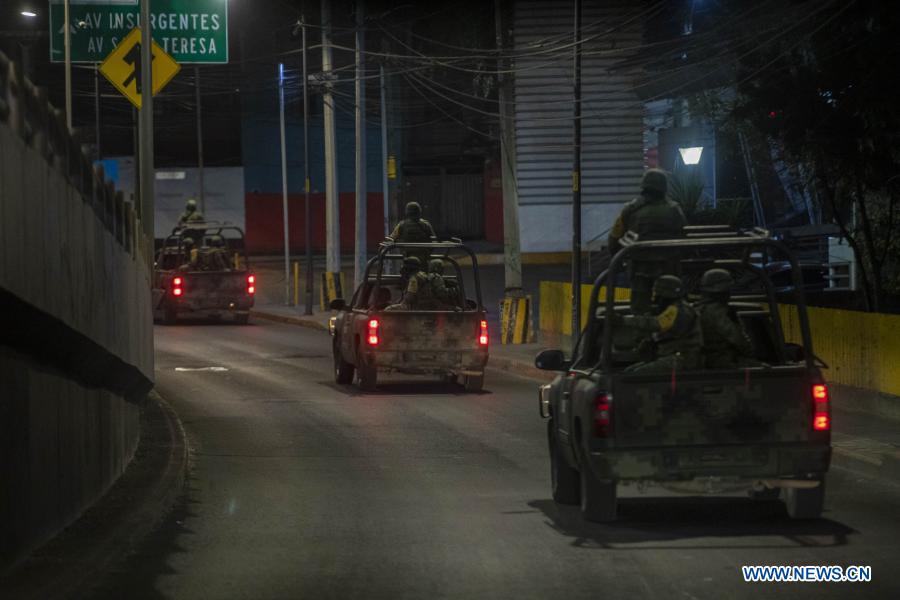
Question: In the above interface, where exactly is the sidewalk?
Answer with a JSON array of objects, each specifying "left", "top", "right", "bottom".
[{"left": 251, "top": 301, "right": 900, "bottom": 484}]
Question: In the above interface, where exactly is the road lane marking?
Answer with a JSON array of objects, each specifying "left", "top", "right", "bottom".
[{"left": 174, "top": 367, "right": 229, "bottom": 372}]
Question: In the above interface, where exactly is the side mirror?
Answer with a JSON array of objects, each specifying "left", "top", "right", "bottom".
[
  {"left": 783, "top": 343, "right": 805, "bottom": 363},
  {"left": 534, "top": 349, "right": 571, "bottom": 371},
  {"left": 329, "top": 298, "right": 347, "bottom": 311}
]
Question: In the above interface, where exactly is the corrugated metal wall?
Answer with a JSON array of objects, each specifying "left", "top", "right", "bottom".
[{"left": 513, "top": 0, "right": 644, "bottom": 211}]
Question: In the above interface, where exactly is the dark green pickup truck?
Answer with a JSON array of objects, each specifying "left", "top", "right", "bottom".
[{"left": 536, "top": 230, "right": 831, "bottom": 522}]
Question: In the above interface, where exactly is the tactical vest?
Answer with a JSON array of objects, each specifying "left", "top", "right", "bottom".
[
  {"left": 622, "top": 195, "right": 685, "bottom": 241},
  {"left": 395, "top": 219, "right": 433, "bottom": 243},
  {"left": 655, "top": 301, "right": 703, "bottom": 357}
]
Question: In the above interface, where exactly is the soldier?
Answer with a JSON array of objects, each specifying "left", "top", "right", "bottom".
[
  {"left": 608, "top": 168, "right": 687, "bottom": 315},
  {"left": 696, "top": 268, "right": 758, "bottom": 369},
  {"left": 386, "top": 256, "right": 435, "bottom": 311},
  {"left": 178, "top": 237, "right": 199, "bottom": 271},
  {"left": 199, "top": 235, "right": 231, "bottom": 272},
  {"left": 619, "top": 275, "right": 702, "bottom": 373},
  {"left": 177, "top": 198, "right": 204, "bottom": 229},
  {"left": 427, "top": 259, "right": 454, "bottom": 308},
  {"left": 390, "top": 202, "right": 436, "bottom": 266}
]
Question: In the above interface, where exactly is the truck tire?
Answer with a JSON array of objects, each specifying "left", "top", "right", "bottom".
[
  {"left": 548, "top": 420, "right": 580, "bottom": 505},
  {"left": 358, "top": 363, "right": 378, "bottom": 391},
  {"left": 234, "top": 313, "right": 249, "bottom": 325},
  {"left": 785, "top": 480, "right": 825, "bottom": 519},
  {"left": 580, "top": 462, "right": 617, "bottom": 522},
  {"left": 333, "top": 340, "right": 354, "bottom": 384},
  {"left": 463, "top": 374, "right": 484, "bottom": 393},
  {"left": 163, "top": 305, "right": 178, "bottom": 326}
]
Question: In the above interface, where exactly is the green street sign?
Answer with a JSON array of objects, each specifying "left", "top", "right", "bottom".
[{"left": 49, "top": 0, "right": 228, "bottom": 64}]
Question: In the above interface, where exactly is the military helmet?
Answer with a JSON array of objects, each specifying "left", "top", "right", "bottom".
[
  {"left": 652, "top": 274, "right": 685, "bottom": 300},
  {"left": 641, "top": 168, "right": 668, "bottom": 195},
  {"left": 405, "top": 202, "right": 422, "bottom": 219},
  {"left": 700, "top": 268, "right": 734, "bottom": 293},
  {"left": 402, "top": 256, "right": 422, "bottom": 271},
  {"left": 428, "top": 259, "right": 444, "bottom": 275},
  {"left": 182, "top": 236, "right": 195, "bottom": 248},
  {"left": 209, "top": 235, "right": 225, "bottom": 248},
  {"left": 186, "top": 198, "right": 198, "bottom": 210}
]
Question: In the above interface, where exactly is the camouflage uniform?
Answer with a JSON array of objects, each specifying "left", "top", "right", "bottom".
[
  {"left": 427, "top": 259, "right": 453, "bottom": 308},
  {"left": 178, "top": 237, "right": 200, "bottom": 271},
  {"left": 390, "top": 202, "right": 436, "bottom": 266},
  {"left": 177, "top": 198, "right": 205, "bottom": 228},
  {"left": 696, "top": 269, "right": 757, "bottom": 369},
  {"left": 608, "top": 169, "right": 687, "bottom": 315},
  {"left": 199, "top": 236, "right": 231, "bottom": 272},
  {"left": 386, "top": 257, "right": 437, "bottom": 310},
  {"left": 623, "top": 275, "right": 702, "bottom": 373}
]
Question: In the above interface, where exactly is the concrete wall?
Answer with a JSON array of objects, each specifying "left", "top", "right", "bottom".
[{"left": 0, "top": 70, "right": 153, "bottom": 569}]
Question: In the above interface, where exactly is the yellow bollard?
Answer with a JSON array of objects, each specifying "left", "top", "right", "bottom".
[{"left": 293, "top": 262, "right": 300, "bottom": 306}]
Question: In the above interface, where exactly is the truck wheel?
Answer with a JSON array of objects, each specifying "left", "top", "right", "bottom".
[
  {"left": 333, "top": 341, "right": 354, "bottom": 384},
  {"left": 580, "top": 462, "right": 617, "bottom": 522},
  {"left": 234, "top": 313, "right": 249, "bottom": 325},
  {"left": 548, "top": 420, "right": 580, "bottom": 505},
  {"left": 163, "top": 305, "right": 177, "bottom": 326},
  {"left": 463, "top": 374, "right": 484, "bottom": 393},
  {"left": 358, "top": 363, "right": 378, "bottom": 391},
  {"left": 785, "top": 480, "right": 825, "bottom": 519}
]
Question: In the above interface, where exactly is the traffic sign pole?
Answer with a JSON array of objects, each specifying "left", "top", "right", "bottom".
[{"left": 139, "top": 0, "right": 155, "bottom": 243}]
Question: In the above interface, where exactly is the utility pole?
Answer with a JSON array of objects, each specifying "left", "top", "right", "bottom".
[
  {"left": 64, "top": 0, "right": 72, "bottom": 131},
  {"left": 301, "top": 18, "right": 313, "bottom": 315},
  {"left": 571, "top": 0, "right": 583, "bottom": 346},
  {"left": 278, "top": 63, "right": 291, "bottom": 306},
  {"left": 380, "top": 64, "right": 389, "bottom": 238},
  {"left": 195, "top": 66, "right": 206, "bottom": 213},
  {"left": 94, "top": 63, "right": 101, "bottom": 161},
  {"left": 139, "top": 0, "right": 155, "bottom": 241},
  {"left": 495, "top": 0, "right": 523, "bottom": 296},
  {"left": 322, "top": 0, "right": 340, "bottom": 277},
  {"left": 353, "top": 0, "right": 367, "bottom": 289},
  {"left": 133, "top": 107, "right": 140, "bottom": 212}
]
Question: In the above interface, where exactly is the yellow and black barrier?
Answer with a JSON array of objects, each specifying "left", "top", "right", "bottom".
[
  {"left": 500, "top": 295, "right": 534, "bottom": 345},
  {"left": 320, "top": 271, "right": 345, "bottom": 310}
]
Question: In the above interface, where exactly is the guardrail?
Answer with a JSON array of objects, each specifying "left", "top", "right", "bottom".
[{"left": 0, "top": 50, "right": 147, "bottom": 264}]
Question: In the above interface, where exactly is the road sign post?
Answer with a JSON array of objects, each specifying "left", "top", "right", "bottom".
[{"left": 49, "top": 0, "right": 228, "bottom": 65}]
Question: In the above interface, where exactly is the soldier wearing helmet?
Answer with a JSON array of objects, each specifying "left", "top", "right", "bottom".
[
  {"left": 390, "top": 202, "right": 436, "bottom": 244},
  {"left": 178, "top": 237, "right": 199, "bottom": 271},
  {"left": 620, "top": 274, "right": 702, "bottom": 373},
  {"left": 427, "top": 258, "right": 456, "bottom": 308},
  {"left": 697, "top": 268, "right": 757, "bottom": 369},
  {"left": 607, "top": 169, "right": 687, "bottom": 315},
  {"left": 386, "top": 256, "right": 435, "bottom": 311},
  {"left": 199, "top": 235, "right": 231, "bottom": 271},
  {"left": 177, "top": 197, "right": 205, "bottom": 228}
]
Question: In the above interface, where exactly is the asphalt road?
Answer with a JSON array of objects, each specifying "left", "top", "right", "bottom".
[{"left": 91, "top": 319, "right": 899, "bottom": 599}]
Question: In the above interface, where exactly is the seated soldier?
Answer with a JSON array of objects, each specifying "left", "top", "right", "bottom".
[
  {"left": 177, "top": 237, "right": 200, "bottom": 271},
  {"left": 426, "top": 259, "right": 454, "bottom": 308},
  {"left": 696, "top": 268, "right": 760, "bottom": 369},
  {"left": 618, "top": 275, "right": 702, "bottom": 373},
  {"left": 198, "top": 235, "right": 231, "bottom": 272},
  {"left": 386, "top": 257, "right": 434, "bottom": 311}
]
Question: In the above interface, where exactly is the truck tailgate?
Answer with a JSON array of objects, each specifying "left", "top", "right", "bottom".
[
  {"left": 611, "top": 367, "right": 814, "bottom": 448},
  {"left": 183, "top": 271, "right": 250, "bottom": 298},
  {"left": 376, "top": 311, "right": 484, "bottom": 353}
]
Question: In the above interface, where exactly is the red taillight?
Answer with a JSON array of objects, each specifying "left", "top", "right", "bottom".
[
  {"left": 171, "top": 276, "right": 184, "bottom": 297},
  {"left": 367, "top": 319, "right": 379, "bottom": 346},
  {"left": 812, "top": 384, "right": 830, "bottom": 431},
  {"left": 247, "top": 274, "right": 256, "bottom": 295},
  {"left": 593, "top": 393, "right": 613, "bottom": 437},
  {"left": 478, "top": 320, "right": 489, "bottom": 346}
]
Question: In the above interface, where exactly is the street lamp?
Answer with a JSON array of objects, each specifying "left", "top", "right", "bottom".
[
  {"left": 21, "top": 11, "right": 38, "bottom": 18},
  {"left": 678, "top": 146, "right": 704, "bottom": 165}
]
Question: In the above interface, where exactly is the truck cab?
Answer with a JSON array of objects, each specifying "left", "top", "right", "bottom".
[{"left": 536, "top": 229, "right": 831, "bottom": 522}]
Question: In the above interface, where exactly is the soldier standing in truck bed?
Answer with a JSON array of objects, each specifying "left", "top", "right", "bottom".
[{"left": 607, "top": 169, "right": 687, "bottom": 315}]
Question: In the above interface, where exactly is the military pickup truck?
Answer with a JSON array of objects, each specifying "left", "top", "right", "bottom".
[
  {"left": 152, "top": 225, "right": 255, "bottom": 325},
  {"left": 536, "top": 230, "right": 831, "bottom": 522},
  {"left": 330, "top": 240, "right": 489, "bottom": 392}
]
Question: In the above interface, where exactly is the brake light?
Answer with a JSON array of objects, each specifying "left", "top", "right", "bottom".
[
  {"left": 367, "top": 319, "right": 380, "bottom": 346},
  {"left": 478, "top": 320, "right": 489, "bottom": 346},
  {"left": 593, "top": 393, "right": 613, "bottom": 437},
  {"left": 247, "top": 273, "right": 256, "bottom": 295},
  {"left": 172, "top": 276, "right": 184, "bottom": 297},
  {"left": 812, "top": 384, "right": 830, "bottom": 431}
]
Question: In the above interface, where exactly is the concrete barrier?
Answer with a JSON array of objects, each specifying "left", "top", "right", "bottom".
[{"left": 0, "top": 54, "right": 152, "bottom": 571}]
